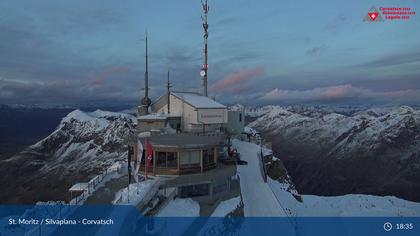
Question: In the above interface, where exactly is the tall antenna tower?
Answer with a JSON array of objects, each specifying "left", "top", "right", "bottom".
[
  {"left": 166, "top": 69, "right": 172, "bottom": 114},
  {"left": 144, "top": 32, "right": 149, "bottom": 103},
  {"left": 139, "top": 32, "right": 151, "bottom": 116},
  {"left": 201, "top": 0, "right": 209, "bottom": 97}
]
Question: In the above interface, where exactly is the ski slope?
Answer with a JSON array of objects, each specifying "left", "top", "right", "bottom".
[{"left": 233, "top": 139, "right": 286, "bottom": 217}]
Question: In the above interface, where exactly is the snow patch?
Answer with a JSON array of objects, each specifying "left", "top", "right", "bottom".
[
  {"left": 113, "top": 179, "right": 159, "bottom": 206},
  {"left": 157, "top": 198, "right": 200, "bottom": 217},
  {"left": 211, "top": 197, "right": 241, "bottom": 217}
]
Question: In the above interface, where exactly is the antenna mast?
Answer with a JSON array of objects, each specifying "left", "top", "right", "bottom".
[
  {"left": 201, "top": 0, "right": 209, "bottom": 97},
  {"left": 139, "top": 31, "right": 151, "bottom": 116},
  {"left": 145, "top": 32, "right": 149, "bottom": 100},
  {"left": 167, "top": 69, "right": 172, "bottom": 114}
]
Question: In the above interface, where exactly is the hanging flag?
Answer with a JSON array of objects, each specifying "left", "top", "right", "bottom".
[
  {"left": 133, "top": 140, "right": 143, "bottom": 182},
  {"left": 127, "top": 145, "right": 132, "bottom": 184},
  {"left": 145, "top": 139, "right": 154, "bottom": 178}
]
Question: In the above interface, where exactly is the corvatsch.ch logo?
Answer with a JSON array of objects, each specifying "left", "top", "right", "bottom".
[
  {"left": 364, "top": 5, "right": 416, "bottom": 22},
  {"left": 363, "top": 5, "right": 384, "bottom": 22}
]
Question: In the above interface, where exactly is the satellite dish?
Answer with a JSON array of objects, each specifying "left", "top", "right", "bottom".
[{"left": 200, "top": 70, "right": 206, "bottom": 77}]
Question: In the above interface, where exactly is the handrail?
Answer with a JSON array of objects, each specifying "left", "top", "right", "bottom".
[{"left": 69, "top": 162, "right": 122, "bottom": 205}]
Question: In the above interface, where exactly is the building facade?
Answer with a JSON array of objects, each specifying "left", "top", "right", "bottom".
[
  {"left": 151, "top": 92, "right": 228, "bottom": 133},
  {"left": 138, "top": 134, "right": 222, "bottom": 176}
]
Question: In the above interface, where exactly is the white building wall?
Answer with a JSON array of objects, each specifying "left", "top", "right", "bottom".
[{"left": 155, "top": 94, "right": 227, "bottom": 133}]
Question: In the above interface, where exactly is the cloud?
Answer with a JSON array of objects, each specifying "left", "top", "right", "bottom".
[
  {"left": 306, "top": 44, "right": 328, "bottom": 56},
  {"left": 260, "top": 84, "right": 420, "bottom": 103},
  {"left": 362, "top": 50, "right": 420, "bottom": 67},
  {"left": 89, "top": 66, "right": 130, "bottom": 85},
  {"left": 0, "top": 73, "right": 138, "bottom": 106},
  {"left": 210, "top": 66, "right": 264, "bottom": 94}
]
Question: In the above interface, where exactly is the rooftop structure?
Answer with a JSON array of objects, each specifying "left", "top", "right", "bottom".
[
  {"left": 131, "top": 3, "right": 243, "bottom": 177},
  {"left": 150, "top": 92, "right": 227, "bottom": 133},
  {"left": 171, "top": 92, "right": 226, "bottom": 109}
]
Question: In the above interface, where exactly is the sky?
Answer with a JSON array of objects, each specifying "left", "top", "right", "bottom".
[{"left": 0, "top": 0, "right": 419, "bottom": 106}]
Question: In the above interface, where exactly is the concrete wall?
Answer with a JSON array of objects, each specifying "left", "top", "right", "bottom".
[
  {"left": 226, "top": 110, "right": 245, "bottom": 135},
  {"left": 197, "top": 108, "right": 228, "bottom": 124},
  {"left": 137, "top": 120, "right": 166, "bottom": 132}
]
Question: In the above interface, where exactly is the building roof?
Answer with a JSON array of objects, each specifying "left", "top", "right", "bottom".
[
  {"left": 171, "top": 92, "right": 226, "bottom": 109},
  {"left": 148, "top": 133, "right": 223, "bottom": 148}
]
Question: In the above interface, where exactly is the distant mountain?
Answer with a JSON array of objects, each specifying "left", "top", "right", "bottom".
[
  {"left": 266, "top": 156, "right": 420, "bottom": 217},
  {"left": 0, "top": 110, "right": 135, "bottom": 204},
  {"left": 248, "top": 105, "right": 420, "bottom": 202},
  {"left": 0, "top": 105, "right": 136, "bottom": 160}
]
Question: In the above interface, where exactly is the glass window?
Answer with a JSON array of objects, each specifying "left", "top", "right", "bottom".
[
  {"left": 157, "top": 152, "right": 166, "bottom": 168},
  {"left": 239, "top": 113, "right": 242, "bottom": 122},
  {"left": 203, "top": 149, "right": 213, "bottom": 165},
  {"left": 203, "top": 149, "right": 208, "bottom": 165},
  {"left": 190, "top": 151, "right": 200, "bottom": 164},
  {"left": 167, "top": 152, "right": 177, "bottom": 168},
  {"left": 179, "top": 151, "right": 190, "bottom": 165},
  {"left": 179, "top": 150, "right": 201, "bottom": 167},
  {"left": 156, "top": 151, "right": 178, "bottom": 168}
]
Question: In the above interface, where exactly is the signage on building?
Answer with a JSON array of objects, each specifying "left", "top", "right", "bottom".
[{"left": 197, "top": 109, "right": 226, "bottom": 124}]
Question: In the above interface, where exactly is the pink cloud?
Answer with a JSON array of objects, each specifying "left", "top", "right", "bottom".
[
  {"left": 261, "top": 84, "right": 360, "bottom": 101},
  {"left": 260, "top": 84, "right": 420, "bottom": 102},
  {"left": 90, "top": 66, "right": 130, "bottom": 85},
  {"left": 323, "top": 84, "right": 355, "bottom": 98},
  {"left": 210, "top": 66, "right": 264, "bottom": 94}
]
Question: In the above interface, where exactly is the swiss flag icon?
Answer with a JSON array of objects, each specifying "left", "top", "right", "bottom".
[
  {"left": 368, "top": 12, "right": 379, "bottom": 21},
  {"left": 364, "top": 6, "right": 383, "bottom": 22}
]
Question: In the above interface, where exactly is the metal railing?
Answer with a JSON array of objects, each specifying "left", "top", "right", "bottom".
[
  {"left": 69, "top": 162, "right": 122, "bottom": 205},
  {"left": 258, "top": 150, "right": 268, "bottom": 183}
]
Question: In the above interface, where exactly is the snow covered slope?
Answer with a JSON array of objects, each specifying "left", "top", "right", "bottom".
[
  {"left": 268, "top": 178, "right": 420, "bottom": 217},
  {"left": 248, "top": 105, "right": 420, "bottom": 202},
  {"left": 234, "top": 139, "right": 420, "bottom": 217},
  {"left": 0, "top": 109, "right": 136, "bottom": 203},
  {"left": 233, "top": 140, "right": 285, "bottom": 217}
]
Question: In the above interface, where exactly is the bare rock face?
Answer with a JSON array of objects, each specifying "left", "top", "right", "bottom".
[
  {"left": 266, "top": 156, "right": 302, "bottom": 202},
  {"left": 249, "top": 106, "right": 420, "bottom": 202},
  {"left": 0, "top": 110, "right": 135, "bottom": 204}
]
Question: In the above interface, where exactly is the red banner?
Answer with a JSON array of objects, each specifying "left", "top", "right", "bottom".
[{"left": 145, "top": 139, "right": 153, "bottom": 178}]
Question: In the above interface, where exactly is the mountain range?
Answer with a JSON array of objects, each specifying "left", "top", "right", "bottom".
[
  {"left": 248, "top": 105, "right": 420, "bottom": 202},
  {"left": 1, "top": 105, "right": 419, "bottom": 206},
  {"left": 0, "top": 110, "right": 135, "bottom": 203}
]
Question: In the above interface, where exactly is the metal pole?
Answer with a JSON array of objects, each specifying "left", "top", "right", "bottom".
[
  {"left": 145, "top": 32, "right": 149, "bottom": 101},
  {"left": 126, "top": 122, "right": 137, "bottom": 203},
  {"left": 202, "top": 0, "right": 209, "bottom": 96},
  {"left": 167, "top": 69, "right": 171, "bottom": 114}
]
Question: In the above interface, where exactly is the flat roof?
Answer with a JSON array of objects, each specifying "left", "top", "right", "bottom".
[
  {"left": 147, "top": 133, "right": 223, "bottom": 148},
  {"left": 172, "top": 92, "right": 226, "bottom": 109}
]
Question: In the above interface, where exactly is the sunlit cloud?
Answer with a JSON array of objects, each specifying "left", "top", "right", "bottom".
[
  {"left": 260, "top": 84, "right": 420, "bottom": 103},
  {"left": 210, "top": 66, "right": 264, "bottom": 94}
]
